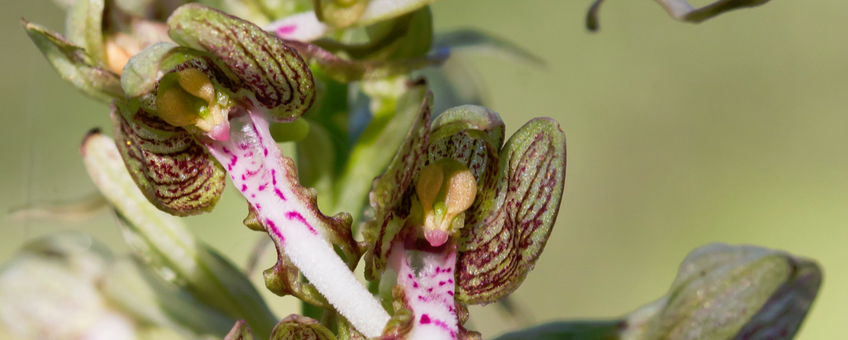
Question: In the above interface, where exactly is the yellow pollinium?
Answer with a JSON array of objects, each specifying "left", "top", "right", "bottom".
[
  {"left": 155, "top": 68, "right": 227, "bottom": 132},
  {"left": 415, "top": 158, "right": 477, "bottom": 247}
]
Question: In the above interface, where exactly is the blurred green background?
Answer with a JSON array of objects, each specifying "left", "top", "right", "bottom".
[{"left": 1, "top": 0, "right": 847, "bottom": 339}]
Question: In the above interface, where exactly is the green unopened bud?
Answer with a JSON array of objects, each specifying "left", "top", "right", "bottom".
[{"left": 623, "top": 243, "right": 821, "bottom": 340}]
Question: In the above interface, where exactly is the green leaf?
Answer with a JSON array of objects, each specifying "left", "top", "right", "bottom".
[
  {"left": 167, "top": 4, "right": 316, "bottom": 122},
  {"left": 22, "top": 21, "right": 124, "bottom": 103},
  {"left": 110, "top": 102, "right": 226, "bottom": 216},
  {"left": 494, "top": 320, "right": 625, "bottom": 340},
  {"left": 433, "top": 29, "right": 544, "bottom": 66},
  {"left": 270, "top": 314, "right": 338, "bottom": 340},
  {"left": 629, "top": 243, "right": 822, "bottom": 340},
  {"left": 456, "top": 117, "right": 567, "bottom": 304},
  {"left": 80, "top": 130, "right": 277, "bottom": 339}
]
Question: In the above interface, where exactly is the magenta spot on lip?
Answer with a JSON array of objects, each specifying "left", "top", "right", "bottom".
[
  {"left": 238, "top": 142, "right": 249, "bottom": 150},
  {"left": 258, "top": 183, "right": 268, "bottom": 191},
  {"left": 244, "top": 151, "right": 254, "bottom": 158},
  {"left": 241, "top": 174, "right": 246, "bottom": 180},
  {"left": 255, "top": 203, "right": 261, "bottom": 210},
  {"left": 420, "top": 314, "right": 431, "bottom": 324},
  {"left": 251, "top": 194, "right": 255, "bottom": 198},
  {"left": 418, "top": 295, "right": 426, "bottom": 301},
  {"left": 228, "top": 165, "right": 233, "bottom": 171},
  {"left": 447, "top": 291, "right": 454, "bottom": 296},
  {"left": 265, "top": 219, "right": 284, "bottom": 242},
  {"left": 448, "top": 279, "right": 453, "bottom": 284},
  {"left": 241, "top": 184, "right": 248, "bottom": 191},
  {"left": 264, "top": 148, "right": 268, "bottom": 156},
  {"left": 229, "top": 155, "right": 238, "bottom": 167},
  {"left": 271, "top": 169, "right": 277, "bottom": 185},
  {"left": 222, "top": 147, "right": 231, "bottom": 154},
  {"left": 274, "top": 188, "right": 286, "bottom": 201},
  {"left": 286, "top": 211, "right": 318, "bottom": 235},
  {"left": 439, "top": 281, "right": 446, "bottom": 286},
  {"left": 408, "top": 274, "right": 413, "bottom": 279},
  {"left": 413, "top": 282, "right": 418, "bottom": 288},
  {"left": 276, "top": 24, "right": 297, "bottom": 36}
]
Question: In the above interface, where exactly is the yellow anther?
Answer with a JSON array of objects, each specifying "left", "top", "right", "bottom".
[
  {"left": 178, "top": 68, "right": 216, "bottom": 104},
  {"left": 156, "top": 85, "right": 201, "bottom": 127},
  {"left": 155, "top": 69, "right": 229, "bottom": 133},
  {"left": 415, "top": 159, "right": 477, "bottom": 247}
]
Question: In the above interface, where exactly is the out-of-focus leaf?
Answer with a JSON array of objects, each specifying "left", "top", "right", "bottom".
[
  {"left": 416, "top": 58, "right": 487, "bottom": 115},
  {"left": 22, "top": 21, "right": 124, "bottom": 103},
  {"left": 334, "top": 78, "right": 428, "bottom": 224},
  {"left": 456, "top": 117, "right": 566, "bottom": 304},
  {"left": 80, "top": 130, "right": 277, "bottom": 339},
  {"left": 102, "top": 258, "right": 236, "bottom": 339},
  {"left": 167, "top": 4, "right": 316, "bottom": 121},
  {"left": 433, "top": 29, "right": 544, "bottom": 66},
  {"left": 587, "top": 0, "right": 772, "bottom": 31},
  {"left": 9, "top": 192, "right": 108, "bottom": 223},
  {"left": 494, "top": 320, "right": 625, "bottom": 340},
  {"left": 270, "top": 314, "right": 338, "bottom": 340},
  {"left": 0, "top": 233, "right": 137, "bottom": 340},
  {"left": 627, "top": 243, "right": 822, "bottom": 340}
]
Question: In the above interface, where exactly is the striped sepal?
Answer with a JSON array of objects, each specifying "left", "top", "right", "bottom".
[
  {"left": 456, "top": 118, "right": 566, "bottom": 304},
  {"left": 110, "top": 101, "right": 225, "bottom": 216}
]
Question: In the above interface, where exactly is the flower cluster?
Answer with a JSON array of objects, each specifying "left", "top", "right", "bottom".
[{"left": 6, "top": 0, "right": 820, "bottom": 340}]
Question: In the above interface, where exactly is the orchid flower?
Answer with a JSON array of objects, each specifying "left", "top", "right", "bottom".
[{"left": 358, "top": 101, "right": 568, "bottom": 339}]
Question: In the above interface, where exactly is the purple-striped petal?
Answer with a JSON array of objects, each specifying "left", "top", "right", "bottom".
[
  {"left": 362, "top": 92, "right": 434, "bottom": 281},
  {"left": 167, "top": 4, "right": 316, "bottom": 122},
  {"left": 456, "top": 118, "right": 566, "bottom": 304},
  {"left": 110, "top": 102, "right": 226, "bottom": 216}
]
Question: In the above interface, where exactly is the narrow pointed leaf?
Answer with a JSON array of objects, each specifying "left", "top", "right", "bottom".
[
  {"left": 111, "top": 102, "right": 226, "bottom": 216},
  {"left": 270, "top": 314, "right": 338, "bottom": 340},
  {"left": 80, "top": 130, "right": 277, "bottom": 339},
  {"left": 362, "top": 92, "right": 433, "bottom": 280},
  {"left": 167, "top": 4, "right": 316, "bottom": 121},
  {"left": 456, "top": 118, "right": 567, "bottom": 304},
  {"left": 23, "top": 21, "right": 124, "bottom": 103}
]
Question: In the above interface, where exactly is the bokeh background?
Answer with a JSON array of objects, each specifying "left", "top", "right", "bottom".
[{"left": 2, "top": 0, "right": 847, "bottom": 339}]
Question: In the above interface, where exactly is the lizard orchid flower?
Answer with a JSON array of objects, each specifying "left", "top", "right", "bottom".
[{"left": 361, "top": 101, "right": 568, "bottom": 339}]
